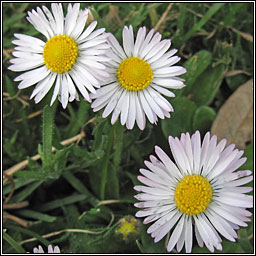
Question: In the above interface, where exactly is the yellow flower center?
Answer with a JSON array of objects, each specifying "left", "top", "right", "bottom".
[
  {"left": 174, "top": 175, "right": 213, "bottom": 216},
  {"left": 117, "top": 57, "right": 153, "bottom": 91},
  {"left": 116, "top": 217, "right": 138, "bottom": 239},
  {"left": 43, "top": 35, "right": 78, "bottom": 74}
]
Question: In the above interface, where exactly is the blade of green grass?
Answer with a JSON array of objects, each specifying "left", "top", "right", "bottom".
[
  {"left": 10, "top": 180, "right": 43, "bottom": 203},
  {"left": 16, "top": 209, "right": 56, "bottom": 222},
  {"left": 5, "top": 224, "right": 50, "bottom": 247},
  {"left": 100, "top": 127, "right": 114, "bottom": 200},
  {"left": 42, "top": 105, "right": 54, "bottom": 170},
  {"left": 63, "top": 171, "right": 99, "bottom": 207},
  {"left": 3, "top": 231, "right": 26, "bottom": 253},
  {"left": 183, "top": 3, "right": 225, "bottom": 42},
  {"left": 36, "top": 194, "right": 87, "bottom": 212}
]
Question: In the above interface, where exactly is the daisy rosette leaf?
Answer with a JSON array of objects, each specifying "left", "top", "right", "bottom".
[
  {"left": 8, "top": 3, "right": 110, "bottom": 108},
  {"left": 134, "top": 131, "right": 253, "bottom": 253},
  {"left": 33, "top": 244, "right": 60, "bottom": 253},
  {"left": 90, "top": 25, "right": 186, "bottom": 130}
]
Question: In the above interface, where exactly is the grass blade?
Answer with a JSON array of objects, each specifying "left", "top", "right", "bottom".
[{"left": 183, "top": 3, "right": 225, "bottom": 42}]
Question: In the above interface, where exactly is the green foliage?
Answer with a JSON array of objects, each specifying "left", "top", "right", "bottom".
[
  {"left": 3, "top": 2, "right": 253, "bottom": 254},
  {"left": 192, "top": 106, "right": 216, "bottom": 135},
  {"left": 3, "top": 231, "right": 26, "bottom": 253},
  {"left": 190, "top": 63, "right": 228, "bottom": 106},
  {"left": 161, "top": 97, "right": 197, "bottom": 138},
  {"left": 177, "top": 50, "right": 212, "bottom": 96},
  {"left": 136, "top": 224, "right": 166, "bottom": 253}
]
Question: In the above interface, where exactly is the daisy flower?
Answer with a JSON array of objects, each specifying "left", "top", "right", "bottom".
[
  {"left": 90, "top": 25, "right": 186, "bottom": 130},
  {"left": 8, "top": 3, "right": 109, "bottom": 108},
  {"left": 33, "top": 244, "right": 60, "bottom": 253},
  {"left": 134, "top": 131, "right": 253, "bottom": 253}
]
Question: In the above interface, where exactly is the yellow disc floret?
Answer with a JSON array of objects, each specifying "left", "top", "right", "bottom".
[
  {"left": 117, "top": 57, "right": 153, "bottom": 91},
  {"left": 43, "top": 35, "right": 78, "bottom": 74},
  {"left": 174, "top": 175, "right": 213, "bottom": 216}
]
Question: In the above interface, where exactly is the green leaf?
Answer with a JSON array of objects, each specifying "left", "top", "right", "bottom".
[
  {"left": 16, "top": 209, "right": 56, "bottom": 222},
  {"left": 91, "top": 118, "right": 108, "bottom": 151},
  {"left": 177, "top": 50, "right": 212, "bottom": 96},
  {"left": 51, "top": 144, "right": 73, "bottom": 178},
  {"left": 161, "top": 97, "right": 197, "bottom": 138},
  {"left": 3, "top": 178, "right": 37, "bottom": 196},
  {"left": 3, "top": 231, "right": 26, "bottom": 253},
  {"left": 105, "top": 162, "right": 119, "bottom": 199},
  {"left": 3, "top": 13, "right": 26, "bottom": 33},
  {"left": 14, "top": 169, "right": 47, "bottom": 180},
  {"left": 136, "top": 224, "right": 166, "bottom": 253},
  {"left": 238, "top": 228, "right": 253, "bottom": 252},
  {"left": 37, "top": 194, "right": 87, "bottom": 212},
  {"left": 182, "top": 3, "right": 225, "bottom": 42},
  {"left": 189, "top": 63, "right": 228, "bottom": 106},
  {"left": 240, "top": 143, "right": 253, "bottom": 171},
  {"left": 5, "top": 224, "right": 50, "bottom": 247},
  {"left": 239, "top": 143, "right": 253, "bottom": 194},
  {"left": 63, "top": 171, "right": 99, "bottom": 207},
  {"left": 42, "top": 105, "right": 54, "bottom": 170},
  {"left": 100, "top": 127, "right": 114, "bottom": 200},
  {"left": 65, "top": 100, "right": 90, "bottom": 137},
  {"left": 9, "top": 180, "right": 43, "bottom": 203},
  {"left": 192, "top": 106, "right": 216, "bottom": 134}
]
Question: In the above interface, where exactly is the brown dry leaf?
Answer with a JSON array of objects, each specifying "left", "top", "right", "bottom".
[
  {"left": 211, "top": 79, "right": 253, "bottom": 149},
  {"left": 104, "top": 5, "right": 122, "bottom": 30},
  {"left": 225, "top": 70, "right": 251, "bottom": 77},
  {"left": 229, "top": 27, "right": 253, "bottom": 42}
]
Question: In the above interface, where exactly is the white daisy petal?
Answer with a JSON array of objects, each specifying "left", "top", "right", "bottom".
[
  {"left": 120, "top": 91, "right": 130, "bottom": 125},
  {"left": 77, "top": 20, "right": 97, "bottom": 43},
  {"left": 50, "top": 74, "right": 61, "bottom": 106},
  {"left": 9, "top": 3, "right": 108, "bottom": 107},
  {"left": 152, "top": 78, "right": 185, "bottom": 89},
  {"left": 185, "top": 215, "right": 193, "bottom": 253},
  {"left": 8, "top": 59, "right": 44, "bottom": 72},
  {"left": 51, "top": 3, "right": 64, "bottom": 35},
  {"left": 140, "top": 32, "right": 162, "bottom": 59},
  {"left": 138, "top": 91, "right": 156, "bottom": 124},
  {"left": 64, "top": 3, "right": 80, "bottom": 35},
  {"left": 126, "top": 91, "right": 136, "bottom": 129},
  {"left": 144, "top": 89, "right": 165, "bottom": 119},
  {"left": 111, "top": 89, "right": 126, "bottom": 124},
  {"left": 123, "top": 26, "right": 132, "bottom": 57},
  {"left": 167, "top": 214, "right": 185, "bottom": 252},
  {"left": 59, "top": 74, "right": 69, "bottom": 108},
  {"left": 153, "top": 211, "right": 182, "bottom": 242},
  {"left": 135, "top": 93, "right": 146, "bottom": 130},
  {"left": 147, "top": 209, "right": 177, "bottom": 234},
  {"left": 33, "top": 244, "right": 60, "bottom": 254},
  {"left": 151, "top": 84, "right": 176, "bottom": 97},
  {"left": 30, "top": 72, "right": 55, "bottom": 99},
  {"left": 13, "top": 33, "right": 45, "bottom": 48},
  {"left": 150, "top": 56, "right": 181, "bottom": 69},
  {"left": 133, "top": 26, "right": 146, "bottom": 57},
  {"left": 102, "top": 88, "right": 123, "bottom": 118},
  {"left": 134, "top": 131, "right": 252, "bottom": 253},
  {"left": 147, "top": 40, "right": 172, "bottom": 63},
  {"left": 16, "top": 66, "right": 50, "bottom": 89},
  {"left": 107, "top": 33, "right": 126, "bottom": 59},
  {"left": 154, "top": 66, "right": 187, "bottom": 76},
  {"left": 144, "top": 39, "right": 169, "bottom": 61},
  {"left": 53, "top": 246, "right": 61, "bottom": 253},
  {"left": 34, "top": 73, "right": 57, "bottom": 103},
  {"left": 71, "top": 9, "right": 89, "bottom": 39},
  {"left": 66, "top": 73, "right": 77, "bottom": 102}
]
